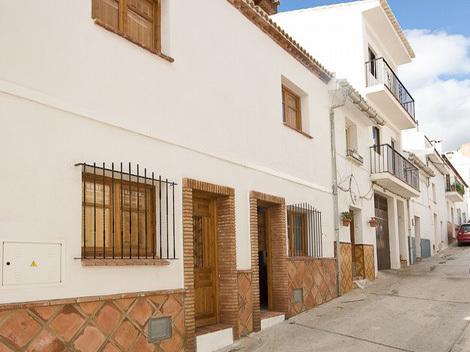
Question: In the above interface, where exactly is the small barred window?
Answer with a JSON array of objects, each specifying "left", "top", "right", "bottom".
[
  {"left": 78, "top": 162, "right": 176, "bottom": 262},
  {"left": 287, "top": 203, "right": 323, "bottom": 257}
]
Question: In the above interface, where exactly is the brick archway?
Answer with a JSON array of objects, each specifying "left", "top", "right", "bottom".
[
  {"left": 249, "top": 191, "right": 288, "bottom": 332},
  {"left": 182, "top": 179, "right": 238, "bottom": 352}
]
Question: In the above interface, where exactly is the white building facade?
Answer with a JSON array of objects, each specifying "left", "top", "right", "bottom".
[
  {"left": 442, "top": 154, "right": 469, "bottom": 239},
  {"left": 0, "top": 0, "right": 454, "bottom": 351},
  {"left": 446, "top": 143, "right": 470, "bottom": 225},
  {"left": 274, "top": 0, "right": 420, "bottom": 271},
  {"left": 402, "top": 130, "right": 452, "bottom": 257},
  {"left": 0, "top": 0, "right": 360, "bottom": 351}
]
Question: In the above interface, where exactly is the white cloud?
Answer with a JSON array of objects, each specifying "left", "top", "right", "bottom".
[{"left": 399, "top": 30, "right": 470, "bottom": 151}]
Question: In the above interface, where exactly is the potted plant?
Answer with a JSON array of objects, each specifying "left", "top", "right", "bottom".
[
  {"left": 369, "top": 217, "right": 380, "bottom": 227},
  {"left": 341, "top": 211, "right": 353, "bottom": 226}
]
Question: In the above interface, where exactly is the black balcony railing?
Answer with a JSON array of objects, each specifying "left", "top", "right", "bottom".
[
  {"left": 365, "top": 57, "right": 416, "bottom": 120},
  {"left": 370, "top": 144, "right": 420, "bottom": 191}
]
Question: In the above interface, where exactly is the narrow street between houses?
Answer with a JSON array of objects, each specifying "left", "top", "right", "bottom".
[{"left": 220, "top": 245, "right": 470, "bottom": 352}]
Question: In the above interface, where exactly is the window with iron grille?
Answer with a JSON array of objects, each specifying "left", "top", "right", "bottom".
[
  {"left": 287, "top": 203, "right": 323, "bottom": 257},
  {"left": 77, "top": 162, "right": 177, "bottom": 261}
]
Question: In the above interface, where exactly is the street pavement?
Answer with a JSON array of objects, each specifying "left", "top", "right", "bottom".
[{"left": 219, "top": 244, "right": 470, "bottom": 352}]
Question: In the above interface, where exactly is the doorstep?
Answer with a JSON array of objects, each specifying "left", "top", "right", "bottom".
[
  {"left": 260, "top": 311, "right": 285, "bottom": 330},
  {"left": 353, "top": 279, "right": 370, "bottom": 290},
  {"left": 196, "top": 324, "right": 234, "bottom": 352}
]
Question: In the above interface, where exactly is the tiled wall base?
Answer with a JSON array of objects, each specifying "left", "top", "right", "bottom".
[
  {"left": 354, "top": 244, "right": 376, "bottom": 282},
  {"left": 0, "top": 290, "right": 185, "bottom": 352},
  {"left": 287, "top": 258, "right": 337, "bottom": 317},
  {"left": 237, "top": 270, "right": 253, "bottom": 337},
  {"left": 339, "top": 243, "right": 353, "bottom": 294}
]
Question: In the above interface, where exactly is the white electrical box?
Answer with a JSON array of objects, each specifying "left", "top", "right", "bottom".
[{"left": 2, "top": 241, "right": 62, "bottom": 287}]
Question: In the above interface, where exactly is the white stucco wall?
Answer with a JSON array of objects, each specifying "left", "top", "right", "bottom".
[
  {"left": 402, "top": 129, "right": 451, "bottom": 253},
  {"left": 334, "top": 102, "right": 376, "bottom": 246},
  {"left": 0, "top": 0, "right": 335, "bottom": 304},
  {"left": 446, "top": 149, "right": 470, "bottom": 222},
  {"left": 273, "top": 4, "right": 367, "bottom": 91}
]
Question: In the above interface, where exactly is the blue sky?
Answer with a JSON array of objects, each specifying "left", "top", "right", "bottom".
[{"left": 279, "top": 0, "right": 470, "bottom": 36}]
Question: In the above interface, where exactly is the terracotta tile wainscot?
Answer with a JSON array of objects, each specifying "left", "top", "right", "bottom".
[
  {"left": 0, "top": 289, "right": 185, "bottom": 352},
  {"left": 287, "top": 257, "right": 337, "bottom": 317}
]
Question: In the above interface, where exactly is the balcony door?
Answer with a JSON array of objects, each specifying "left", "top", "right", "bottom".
[{"left": 368, "top": 47, "right": 377, "bottom": 79}]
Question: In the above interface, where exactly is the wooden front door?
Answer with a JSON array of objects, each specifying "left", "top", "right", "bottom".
[
  {"left": 193, "top": 196, "right": 218, "bottom": 328},
  {"left": 375, "top": 195, "right": 391, "bottom": 270}
]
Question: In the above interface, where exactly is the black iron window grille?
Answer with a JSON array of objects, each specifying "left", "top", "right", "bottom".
[
  {"left": 76, "top": 162, "right": 177, "bottom": 260},
  {"left": 287, "top": 203, "right": 323, "bottom": 257}
]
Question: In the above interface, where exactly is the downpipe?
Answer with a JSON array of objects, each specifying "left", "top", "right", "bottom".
[
  {"left": 330, "top": 85, "right": 349, "bottom": 297},
  {"left": 330, "top": 108, "right": 341, "bottom": 297}
]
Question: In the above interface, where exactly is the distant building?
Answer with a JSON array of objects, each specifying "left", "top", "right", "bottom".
[{"left": 446, "top": 143, "right": 470, "bottom": 224}]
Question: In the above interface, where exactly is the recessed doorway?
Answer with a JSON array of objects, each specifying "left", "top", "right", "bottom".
[
  {"left": 250, "top": 191, "right": 288, "bottom": 332},
  {"left": 375, "top": 194, "right": 391, "bottom": 270},
  {"left": 258, "top": 206, "right": 272, "bottom": 310}
]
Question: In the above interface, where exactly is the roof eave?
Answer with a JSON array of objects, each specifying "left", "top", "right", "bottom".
[{"left": 379, "top": 0, "right": 415, "bottom": 59}]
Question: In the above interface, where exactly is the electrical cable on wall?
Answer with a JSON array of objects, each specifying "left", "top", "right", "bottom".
[{"left": 337, "top": 172, "right": 375, "bottom": 205}]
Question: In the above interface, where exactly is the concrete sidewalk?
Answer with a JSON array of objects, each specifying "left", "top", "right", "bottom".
[{"left": 219, "top": 245, "right": 470, "bottom": 352}]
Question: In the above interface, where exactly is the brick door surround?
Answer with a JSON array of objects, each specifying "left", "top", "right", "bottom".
[
  {"left": 182, "top": 179, "right": 237, "bottom": 352},
  {"left": 249, "top": 191, "right": 288, "bottom": 332}
]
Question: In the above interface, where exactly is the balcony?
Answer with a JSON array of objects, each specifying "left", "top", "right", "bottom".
[
  {"left": 365, "top": 58, "right": 417, "bottom": 129},
  {"left": 370, "top": 144, "right": 420, "bottom": 198},
  {"left": 446, "top": 181, "right": 465, "bottom": 203}
]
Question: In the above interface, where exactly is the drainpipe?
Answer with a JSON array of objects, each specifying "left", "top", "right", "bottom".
[
  {"left": 330, "top": 84, "right": 349, "bottom": 297},
  {"left": 406, "top": 199, "right": 412, "bottom": 264}
]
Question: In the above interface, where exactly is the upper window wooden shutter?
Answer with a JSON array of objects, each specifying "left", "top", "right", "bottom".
[
  {"left": 126, "top": 0, "right": 158, "bottom": 50},
  {"left": 92, "top": 0, "right": 161, "bottom": 53},
  {"left": 282, "top": 85, "right": 302, "bottom": 131},
  {"left": 92, "top": 0, "right": 120, "bottom": 32}
]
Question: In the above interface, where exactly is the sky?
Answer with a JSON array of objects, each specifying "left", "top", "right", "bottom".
[{"left": 279, "top": 0, "right": 470, "bottom": 151}]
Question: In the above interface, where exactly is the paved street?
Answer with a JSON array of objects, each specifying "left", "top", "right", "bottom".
[{"left": 220, "top": 245, "right": 470, "bottom": 352}]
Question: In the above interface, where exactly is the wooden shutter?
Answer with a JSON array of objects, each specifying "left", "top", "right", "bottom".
[
  {"left": 282, "top": 86, "right": 302, "bottom": 131},
  {"left": 92, "top": 0, "right": 161, "bottom": 53},
  {"left": 92, "top": 0, "right": 120, "bottom": 32},
  {"left": 83, "top": 173, "right": 156, "bottom": 258},
  {"left": 125, "top": 0, "right": 158, "bottom": 50}
]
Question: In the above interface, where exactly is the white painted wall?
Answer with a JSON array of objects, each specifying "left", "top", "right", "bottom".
[
  {"left": 402, "top": 129, "right": 451, "bottom": 253},
  {"left": 272, "top": 0, "right": 411, "bottom": 135},
  {"left": 274, "top": 1, "right": 418, "bottom": 272},
  {"left": 334, "top": 102, "right": 376, "bottom": 247},
  {"left": 446, "top": 148, "right": 470, "bottom": 223},
  {"left": 273, "top": 4, "right": 367, "bottom": 92},
  {"left": 0, "top": 0, "right": 335, "bottom": 304}
]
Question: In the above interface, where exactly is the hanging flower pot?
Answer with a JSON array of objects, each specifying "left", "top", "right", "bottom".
[
  {"left": 369, "top": 217, "right": 380, "bottom": 228},
  {"left": 341, "top": 211, "right": 353, "bottom": 227}
]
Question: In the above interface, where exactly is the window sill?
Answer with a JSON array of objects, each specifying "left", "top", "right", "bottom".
[
  {"left": 283, "top": 123, "right": 313, "bottom": 139},
  {"left": 94, "top": 19, "right": 174, "bottom": 63},
  {"left": 346, "top": 154, "right": 364, "bottom": 166},
  {"left": 289, "top": 256, "right": 334, "bottom": 261},
  {"left": 81, "top": 258, "right": 171, "bottom": 267}
]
